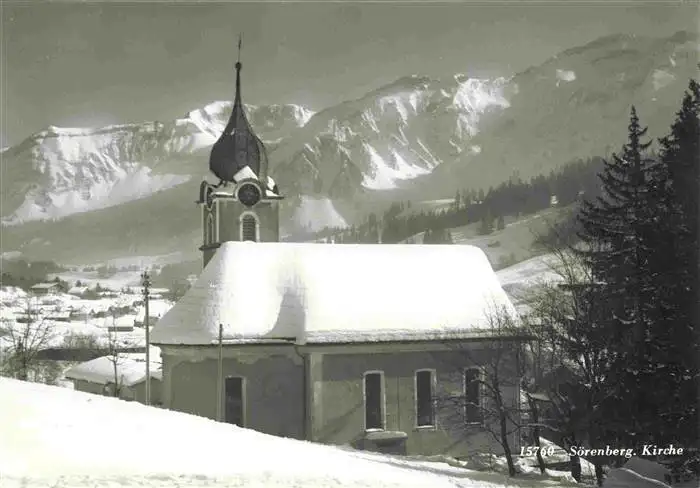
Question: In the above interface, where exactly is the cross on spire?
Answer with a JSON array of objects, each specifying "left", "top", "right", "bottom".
[{"left": 237, "top": 33, "right": 243, "bottom": 66}]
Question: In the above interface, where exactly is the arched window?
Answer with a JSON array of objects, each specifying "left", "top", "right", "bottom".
[
  {"left": 240, "top": 213, "right": 258, "bottom": 242},
  {"left": 206, "top": 213, "right": 215, "bottom": 244}
]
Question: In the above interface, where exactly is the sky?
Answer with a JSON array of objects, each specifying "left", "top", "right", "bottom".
[{"left": 0, "top": 1, "right": 696, "bottom": 148}]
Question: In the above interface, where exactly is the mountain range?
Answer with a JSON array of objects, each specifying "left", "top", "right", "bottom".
[{"left": 1, "top": 31, "right": 697, "bottom": 265}]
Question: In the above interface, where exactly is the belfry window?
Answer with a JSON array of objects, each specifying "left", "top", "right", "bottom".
[
  {"left": 206, "top": 214, "right": 215, "bottom": 244},
  {"left": 240, "top": 214, "right": 258, "bottom": 242}
]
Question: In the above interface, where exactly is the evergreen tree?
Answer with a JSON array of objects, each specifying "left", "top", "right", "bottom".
[
  {"left": 647, "top": 80, "right": 700, "bottom": 448},
  {"left": 478, "top": 212, "right": 494, "bottom": 235},
  {"left": 445, "top": 229, "right": 453, "bottom": 244},
  {"left": 496, "top": 215, "right": 505, "bottom": 231},
  {"left": 577, "top": 107, "right": 657, "bottom": 448}
]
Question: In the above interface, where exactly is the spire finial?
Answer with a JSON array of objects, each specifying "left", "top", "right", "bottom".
[{"left": 236, "top": 33, "right": 243, "bottom": 68}]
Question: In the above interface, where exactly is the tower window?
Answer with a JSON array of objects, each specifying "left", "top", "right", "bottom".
[
  {"left": 240, "top": 214, "right": 258, "bottom": 242},
  {"left": 206, "top": 213, "right": 215, "bottom": 244}
]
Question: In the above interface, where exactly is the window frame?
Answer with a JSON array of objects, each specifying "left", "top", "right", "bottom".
[
  {"left": 414, "top": 368, "right": 437, "bottom": 429},
  {"left": 362, "top": 370, "right": 386, "bottom": 432},
  {"left": 224, "top": 375, "right": 247, "bottom": 427},
  {"left": 239, "top": 211, "right": 260, "bottom": 242},
  {"left": 463, "top": 366, "right": 484, "bottom": 425},
  {"left": 205, "top": 212, "right": 216, "bottom": 244}
]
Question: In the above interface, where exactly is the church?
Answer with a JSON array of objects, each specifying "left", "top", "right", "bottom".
[{"left": 150, "top": 49, "right": 525, "bottom": 458}]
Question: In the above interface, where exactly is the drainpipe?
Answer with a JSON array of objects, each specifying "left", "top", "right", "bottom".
[
  {"left": 292, "top": 344, "right": 308, "bottom": 441},
  {"left": 397, "top": 376, "right": 401, "bottom": 432},
  {"left": 216, "top": 324, "right": 223, "bottom": 421}
]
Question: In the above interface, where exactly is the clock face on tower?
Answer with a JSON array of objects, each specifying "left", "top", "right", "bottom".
[{"left": 237, "top": 182, "right": 261, "bottom": 207}]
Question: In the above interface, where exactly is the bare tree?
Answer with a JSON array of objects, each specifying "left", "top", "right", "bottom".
[
  {"left": 521, "top": 245, "right": 612, "bottom": 486},
  {"left": 435, "top": 305, "right": 525, "bottom": 477},
  {"left": 103, "top": 327, "right": 127, "bottom": 397},
  {"left": 62, "top": 331, "right": 101, "bottom": 350},
  {"left": 0, "top": 296, "right": 57, "bottom": 382}
]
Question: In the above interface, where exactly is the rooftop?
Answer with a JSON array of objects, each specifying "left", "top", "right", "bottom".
[{"left": 151, "top": 242, "right": 520, "bottom": 346}]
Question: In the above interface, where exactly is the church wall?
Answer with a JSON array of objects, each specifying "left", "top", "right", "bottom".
[
  {"left": 131, "top": 378, "right": 162, "bottom": 406},
  {"left": 312, "top": 347, "right": 521, "bottom": 458},
  {"left": 163, "top": 345, "right": 305, "bottom": 440}
]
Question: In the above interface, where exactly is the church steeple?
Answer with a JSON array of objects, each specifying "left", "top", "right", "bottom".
[
  {"left": 209, "top": 34, "right": 269, "bottom": 184},
  {"left": 198, "top": 34, "right": 282, "bottom": 269}
]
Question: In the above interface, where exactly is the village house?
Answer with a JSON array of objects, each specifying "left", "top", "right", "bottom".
[
  {"left": 29, "top": 282, "right": 60, "bottom": 296},
  {"left": 149, "top": 46, "right": 526, "bottom": 458},
  {"left": 67, "top": 285, "right": 89, "bottom": 297},
  {"left": 64, "top": 349, "right": 162, "bottom": 405},
  {"left": 100, "top": 315, "right": 136, "bottom": 333}
]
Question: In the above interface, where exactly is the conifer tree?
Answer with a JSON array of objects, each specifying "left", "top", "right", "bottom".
[
  {"left": 478, "top": 212, "right": 494, "bottom": 235},
  {"left": 496, "top": 215, "right": 505, "bottom": 231},
  {"left": 577, "top": 107, "right": 657, "bottom": 448},
  {"left": 646, "top": 80, "right": 700, "bottom": 448}
]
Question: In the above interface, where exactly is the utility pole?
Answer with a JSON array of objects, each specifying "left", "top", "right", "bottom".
[
  {"left": 141, "top": 271, "right": 151, "bottom": 406},
  {"left": 217, "top": 323, "right": 224, "bottom": 421}
]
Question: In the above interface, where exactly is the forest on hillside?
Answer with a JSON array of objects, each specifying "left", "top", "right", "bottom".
[{"left": 305, "top": 155, "right": 606, "bottom": 245}]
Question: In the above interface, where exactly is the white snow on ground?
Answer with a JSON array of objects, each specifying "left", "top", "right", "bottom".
[
  {"left": 4, "top": 166, "right": 190, "bottom": 225},
  {"left": 0, "top": 287, "right": 174, "bottom": 350},
  {"left": 0, "top": 378, "right": 574, "bottom": 488},
  {"left": 496, "top": 253, "right": 564, "bottom": 308},
  {"left": 652, "top": 69, "right": 675, "bottom": 91},
  {"left": 291, "top": 195, "right": 348, "bottom": 232},
  {"left": 64, "top": 348, "right": 162, "bottom": 386},
  {"left": 361, "top": 143, "right": 433, "bottom": 190},
  {"left": 556, "top": 69, "right": 577, "bottom": 84}
]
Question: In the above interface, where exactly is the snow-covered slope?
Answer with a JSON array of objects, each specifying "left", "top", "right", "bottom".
[
  {"left": 423, "top": 31, "right": 699, "bottom": 199},
  {"left": 0, "top": 377, "right": 546, "bottom": 488},
  {"left": 272, "top": 74, "right": 509, "bottom": 197},
  {"left": 496, "top": 253, "right": 564, "bottom": 302}
]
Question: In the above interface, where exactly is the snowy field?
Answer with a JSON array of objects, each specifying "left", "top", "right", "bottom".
[
  {"left": 0, "top": 378, "right": 588, "bottom": 488},
  {"left": 496, "top": 253, "right": 563, "bottom": 302},
  {"left": 0, "top": 287, "right": 173, "bottom": 349}
]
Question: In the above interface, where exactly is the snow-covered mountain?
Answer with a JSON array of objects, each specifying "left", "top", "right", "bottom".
[
  {"left": 1, "top": 74, "right": 509, "bottom": 228},
  {"left": 1, "top": 31, "right": 696, "bottom": 264},
  {"left": 422, "top": 31, "right": 700, "bottom": 197},
  {"left": 271, "top": 74, "right": 509, "bottom": 198},
  {"left": 1, "top": 102, "right": 314, "bottom": 225}
]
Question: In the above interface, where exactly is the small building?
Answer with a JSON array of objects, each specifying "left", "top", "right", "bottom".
[
  {"left": 30, "top": 282, "right": 60, "bottom": 296},
  {"left": 69, "top": 306, "right": 90, "bottom": 321},
  {"left": 64, "top": 349, "right": 162, "bottom": 405},
  {"left": 133, "top": 300, "right": 171, "bottom": 327},
  {"left": 101, "top": 315, "right": 136, "bottom": 333},
  {"left": 46, "top": 310, "right": 71, "bottom": 322},
  {"left": 67, "top": 286, "right": 89, "bottom": 296}
]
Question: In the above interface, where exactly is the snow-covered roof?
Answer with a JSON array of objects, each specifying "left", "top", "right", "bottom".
[
  {"left": 151, "top": 242, "right": 520, "bottom": 346},
  {"left": 64, "top": 348, "right": 162, "bottom": 386},
  {"left": 135, "top": 300, "right": 172, "bottom": 321},
  {"left": 30, "top": 282, "right": 60, "bottom": 290},
  {"left": 233, "top": 165, "right": 258, "bottom": 182},
  {"left": 67, "top": 286, "right": 88, "bottom": 295}
]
